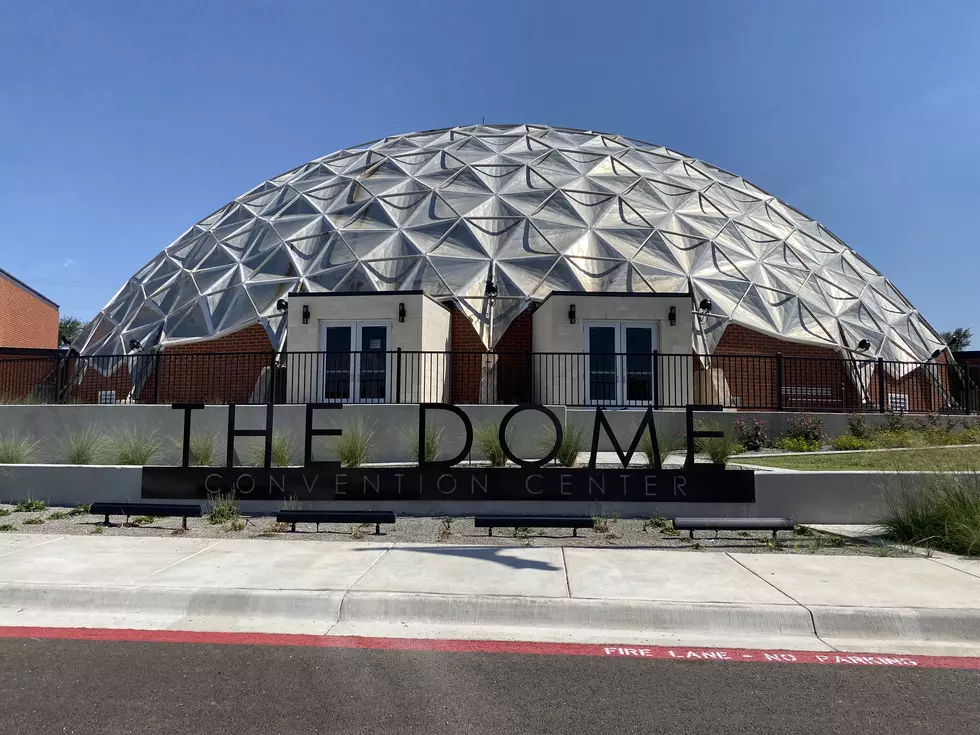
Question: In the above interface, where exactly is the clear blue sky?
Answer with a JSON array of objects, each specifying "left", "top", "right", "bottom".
[{"left": 1, "top": 0, "right": 978, "bottom": 339}]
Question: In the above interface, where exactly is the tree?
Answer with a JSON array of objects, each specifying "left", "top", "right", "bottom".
[
  {"left": 58, "top": 316, "right": 87, "bottom": 346},
  {"left": 940, "top": 327, "right": 973, "bottom": 353}
]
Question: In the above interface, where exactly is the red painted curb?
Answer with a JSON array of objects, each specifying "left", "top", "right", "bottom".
[{"left": 1, "top": 626, "right": 978, "bottom": 670}]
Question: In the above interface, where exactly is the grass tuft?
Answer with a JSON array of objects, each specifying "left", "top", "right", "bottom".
[
  {"left": 112, "top": 426, "right": 163, "bottom": 465},
  {"left": 333, "top": 420, "right": 375, "bottom": 468},
  {"left": 880, "top": 470, "right": 980, "bottom": 556},
  {"left": 56, "top": 426, "right": 110, "bottom": 465},
  {"left": 207, "top": 493, "right": 241, "bottom": 526},
  {"left": 247, "top": 430, "right": 296, "bottom": 468},
  {"left": 0, "top": 431, "right": 42, "bottom": 464},
  {"left": 68, "top": 503, "right": 91, "bottom": 517},
  {"left": 402, "top": 422, "right": 443, "bottom": 464},
  {"left": 547, "top": 422, "right": 584, "bottom": 467},
  {"left": 474, "top": 423, "right": 506, "bottom": 467}
]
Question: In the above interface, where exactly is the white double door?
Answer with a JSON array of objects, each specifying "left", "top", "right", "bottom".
[
  {"left": 320, "top": 321, "right": 391, "bottom": 403},
  {"left": 584, "top": 321, "right": 659, "bottom": 406}
]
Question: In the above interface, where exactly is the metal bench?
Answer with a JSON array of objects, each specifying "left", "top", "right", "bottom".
[
  {"left": 89, "top": 502, "right": 202, "bottom": 529},
  {"left": 672, "top": 517, "right": 794, "bottom": 539},
  {"left": 275, "top": 510, "right": 396, "bottom": 535},
  {"left": 474, "top": 515, "right": 595, "bottom": 537}
]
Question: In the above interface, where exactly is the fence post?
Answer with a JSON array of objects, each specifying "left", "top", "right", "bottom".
[
  {"left": 652, "top": 350, "right": 660, "bottom": 410},
  {"left": 965, "top": 365, "right": 973, "bottom": 415},
  {"left": 268, "top": 352, "right": 277, "bottom": 404},
  {"left": 775, "top": 353, "right": 783, "bottom": 412},
  {"left": 153, "top": 351, "right": 161, "bottom": 404},
  {"left": 395, "top": 348, "right": 402, "bottom": 404},
  {"left": 54, "top": 352, "right": 63, "bottom": 403},
  {"left": 877, "top": 357, "right": 886, "bottom": 413},
  {"left": 524, "top": 350, "right": 532, "bottom": 403}
]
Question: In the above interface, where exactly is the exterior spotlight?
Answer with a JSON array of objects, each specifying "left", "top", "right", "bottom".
[
  {"left": 128, "top": 338, "right": 142, "bottom": 352},
  {"left": 484, "top": 276, "right": 498, "bottom": 307},
  {"left": 302, "top": 304, "right": 310, "bottom": 324},
  {"left": 857, "top": 339, "right": 871, "bottom": 352},
  {"left": 931, "top": 348, "right": 943, "bottom": 359},
  {"left": 698, "top": 298, "right": 712, "bottom": 315},
  {"left": 668, "top": 306, "right": 676, "bottom": 326},
  {"left": 276, "top": 298, "right": 288, "bottom": 313},
  {"left": 568, "top": 304, "right": 576, "bottom": 324},
  {"left": 398, "top": 302, "right": 406, "bottom": 322}
]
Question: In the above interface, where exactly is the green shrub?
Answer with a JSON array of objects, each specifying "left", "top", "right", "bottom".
[
  {"left": 846, "top": 413, "right": 873, "bottom": 439},
  {"left": 56, "top": 426, "right": 109, "bottom": 465},
  {"left": 638, "top": 427, "right": 684, "bottom": 466},
  {"left": 0, "top": 431, "right": 41, "bottom": 464},
  {"left": 247, "top": 430, "right": 296, "bottom": 467},
  {"left": 402, "top": 423, "right": 443, "bottom": 464},
  {"left": 169, "top": 431, "right": 221, "bottom": 466},
  {"left": 332, "top": 420, "right": 374, "bottom": 468},
  {"left": 68, "top": 503, "right": 91, "bottom": 517},
  {"left": 832, "top": 434, "right": 871, "bottom": 451},
  {"left": 474, "top": 423, "right": 506, "bottom": 467},
  {"left": 880, "top": 472, "right": 980, "bottom": 556},
  {"left": 956, "top": 427, "right": 980, "bottom": 445},
  {"left": 783, "top": 414, "right": 826, "bottom": 443},
  {"left": 732, "top": 418, "right": 768, "bottom": 451},
  {"left": 112, "top": 426, "right": 163, "bottom": 465},
  {"left": 871, "top": 429, "right": 929, "bottom": 449},
  {"left": 773, "top": 437, "right": 822, "bottom": 452},
  {"left": 207, "top": 493, "right": 241, "bottom": 525},
  {"left": 883, "top": 411, "right": 913, "bottom": 432}
]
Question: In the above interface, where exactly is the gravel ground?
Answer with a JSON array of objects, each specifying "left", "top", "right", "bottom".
[{"left": 0, "top": 501, "right": 911, "bottom": 556}]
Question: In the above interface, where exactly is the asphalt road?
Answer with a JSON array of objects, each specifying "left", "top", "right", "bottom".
[{"left": 2, "top": 638, "right": 978, "bottom": 734}]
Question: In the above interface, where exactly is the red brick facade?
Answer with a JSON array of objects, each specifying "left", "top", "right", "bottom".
[
  {"left": 0, "top": 270, "right": 58, "bottom": 349},
  {"left": 448, "top": 306, "right": 533, "bottom": 403},
  {"left": 708, "top": 324, "right": 946, "bottom": 412}
]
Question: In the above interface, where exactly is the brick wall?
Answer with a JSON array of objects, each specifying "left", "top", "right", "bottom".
[
  {"left": 0, "top": 274, "right": 59, "bottom": 349},
  {"left": 448, "top": 306, "right": 533, "bottom": 403},
  {"left": 709, "top": 324, "right": 945, "bottom": 412},
  {"left": 0, "top": 350, "right": 60, "bottom": 401}
]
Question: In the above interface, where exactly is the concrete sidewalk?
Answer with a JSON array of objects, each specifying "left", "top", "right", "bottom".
[{"left": 1, "top": 533, "right": 979, "bottom": 656}]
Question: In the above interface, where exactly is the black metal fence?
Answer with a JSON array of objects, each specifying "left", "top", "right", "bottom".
[{"left": 1, "top": 347, "right": 978, "bottom": 413}]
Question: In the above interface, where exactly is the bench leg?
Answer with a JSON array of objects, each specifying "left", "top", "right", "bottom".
[
  {"left": 315, "top": 523, "right": 319, "bottom": 533},
  {"left": 182, "top": 516, "right": 188, "bottom": 530},
  {"left": 488, "top": 527, "right": 493, "bottom": 537},
  {"left": 573, "top": 528, "right": 578, "bottom": 537},
  {"left": 291, "top": 522, "right": 296, "bottom": 532},
  {"left": 374, "top": 523, "right": 381, "bottom": 535},
  {"left": 103, "top": 514, "right": 110, "bottom": 525}
]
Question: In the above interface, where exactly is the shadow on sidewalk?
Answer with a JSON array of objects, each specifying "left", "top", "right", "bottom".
[{"left": 362, "top": 545, "right": 561, "bottom": 572}]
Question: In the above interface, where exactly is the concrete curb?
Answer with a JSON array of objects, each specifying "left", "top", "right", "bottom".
[{"left": 3, "top": 584, "right": 979, "bottom": 650}]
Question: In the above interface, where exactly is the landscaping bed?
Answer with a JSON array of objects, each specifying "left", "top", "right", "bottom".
[
  {"left": 0, "top": 501, "right": 913, "bottom": 556},
  {"left": 740, "top": 445, "right": 980, "bottom": 471}
]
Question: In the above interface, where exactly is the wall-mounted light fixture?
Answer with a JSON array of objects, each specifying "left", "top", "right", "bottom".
[
  {"left": 696, "top": 298, "right": 712, "bottom": 324},
  {"left": 568, "top": 304, "right": 576, "bottom": 324},
  {"left": 275, "top": 298, "right": 288, "bottom": 313},
  {"left": 302, "top": 304, "right": 310, "bottom": 325},
  {"left": 398, "top": 302, "right": 406, "bottom": 322},
  {"left": 931, "top": 348, "right": 943, "bottom": 360},
  {"left": 857, "top": 338, "right": 871, "bottom": 352},
  {"left": 668, "top": 305, "right": 676, "bottom": 326},
  {"left": 128, "top": 338, "right": 142, "bottom": 352}
]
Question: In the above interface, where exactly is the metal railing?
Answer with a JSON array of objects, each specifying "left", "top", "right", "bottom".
[{"left": 1, "top": 348, "right": 976, "bottom": 413}]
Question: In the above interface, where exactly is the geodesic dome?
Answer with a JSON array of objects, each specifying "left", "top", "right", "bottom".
[{"left": 74, "top": 123, "right": 944, "bottom": 364}]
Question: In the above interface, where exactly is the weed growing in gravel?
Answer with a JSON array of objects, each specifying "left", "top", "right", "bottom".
[
  {"left": 513, "top": 526, "right": 533, "bottom": 539},
  {"left": 0, "top": 431, "right": 42, "bottom": 464},
  {"left": 112, "top": 426, "right": 163, "bottom": 465},
  {"left": 473, "top": 423, "right": 506, "bottom": 466},
  {"left": 0, "top": 524, "right": 15, "bottom": 532},
  {"left": 592, "top": 516, "right": 610, "bottom": 533},
  {"left": 57, "top": 426, "right": 110, "bottom": 465},
  {"left": 68, "top": 504, "right": 91, "bottom": 517},
  {"left": 0, "top": 508, "right": 10, "bottom": 517},
  {"left": 227, "top": 518, "right": 246, "bottom": 532},
  {"left": 207, "top": 493, "right": 241, "bottom": 525},
  {"left": 762, "top": 538, "right": 783, "bottom": 550},
  {"left": 23, "top": 517, "right": 45, "bottom": 525},
  {"left": 47, "top": 511, "right": 68, "bottom": 521},
  {"left": 14, "top": 498, "right": 46, "bottom": 512},
  {"left": 130, "top": 516, "right": 158, "bottom": 527},
  {"left": 90, "top": 525, "right": 104, "bottom": 534},
  {"left": 438, "top": 516, "right": 454, "bottom": 540},
  {"left": 333, "top": 420, "right": 375, "bottom": 467},
  {"left": 643, "top": 516, "right": 669, "bottom": 532}
]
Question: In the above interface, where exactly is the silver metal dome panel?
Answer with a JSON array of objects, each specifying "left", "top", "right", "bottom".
[{"left": 75, "top": 124, "right": 943, "bottom": 364}]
